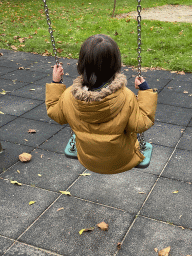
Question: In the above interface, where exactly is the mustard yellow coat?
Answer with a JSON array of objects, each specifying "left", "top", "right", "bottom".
[{"left": 46, "top": 73, "right": 158, "bottom": 174}]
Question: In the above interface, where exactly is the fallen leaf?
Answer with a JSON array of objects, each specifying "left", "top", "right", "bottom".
[
  {"left": 79, "top": 227, "right": 94, "bottom": 235},
  {"left": 59, "top": 191, "right": 71, "bottom": 196},
  {"left": 0, "top": 89, "right": 7, "bottom": 95},
  {"left": 139, "top": 192, "right": 145, "bottom": 194},
  {"left": 29, "top": 89, "right": 35, "bottom": 91},
  {"left": 168, "top": 87, "right": 173, "bottom": 90},
  {"left": 154, "top": 248, "right": 158, "bottom": 252},
  {"left": 11, "top": 45, "right": 17, "bottom": 50},
  {"left": 28, "top": 129, "right": 36, "bottom": 133},
  {"left": 24, "top": 139, "right": 28, "bottom": 142},
  {"left": 80, "top": 173, "right": 91, "bottom": 176},
  {"left": 29, "top": 201, "right": 36, "bottom": 205},
  {"left": 57, "top": 48, "right": 63, "bottom": 53},
  {"left": 172, "top": 190, "right": 179, "bottom": 194},
  {"left": 65, "top": 73, "right": 69, "bottom": 76},
  {"left": 19, "top": 153, "right": 32, "bottom": 162},
  {"left": 158, "top": 246, "right": 171, "bottom": 256},
  {"left": 0, "top": 111, "right": 4, "bottom": 114},
  {"left": 178, "top": 71, "right": 185, "bottom": 75},
  {"left": 57, "top": 207, "right": 64, "bottom": 211},
  {"left": 10, "top": 180, "right": 22, "bottom": 186},
  {"left": 18, "top": 37, "right": 25, "bottom": 43},
  {"left": 97, "top": 221, "right": 109, "bottom": 231},
  {"left": 18, "top": 66, "right": 25, "bottom": 70},
  {"left": 183, "top": 90, "right": 188, "bottom": 94},
  {"left": 38, "top": 174, "right": 42, "bottom": 177},
  {"left": 117, "top": 242, "right": 122, "bottom": 250},
  {"left": 17, "top": 170, "right": 20, "bottom": 174}
]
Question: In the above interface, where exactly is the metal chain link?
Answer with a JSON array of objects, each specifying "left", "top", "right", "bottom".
[
  {"left": 42, "top": 0, "right": 59, "bottom": 65},
  {"left": 137, "top": 0, "right": 146, "bottom": 150},
  {"left": 137, "top": 0, "right": 142, "bottom": 79},
  {"left": 42, "top": 0, "right": 76, "bottom": 153}
]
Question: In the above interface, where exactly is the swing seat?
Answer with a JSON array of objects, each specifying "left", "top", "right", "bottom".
[
  {"left": 65, "top": 135, "right": 153, "bottom": 169},
  {"left": 135, "top": 142, "right": 153, "bottom": 169},
  {"left": 64, "top": 134, "right": 78, "bottom": 159}
]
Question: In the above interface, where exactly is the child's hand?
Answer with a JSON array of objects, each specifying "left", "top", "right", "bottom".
[
  {"left": 135, "top": 76, "right": 145, "bottom": 89},
  {"left": 52, "top": 64, "right": 64, "bottom": 83}
]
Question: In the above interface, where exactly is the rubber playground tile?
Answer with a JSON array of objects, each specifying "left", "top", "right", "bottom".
[
  {"left": 141, "top": 144, "right": 173, "bottom": 176},
  {"left": 127, "top": 77, "right": 170, "bottom": 93},
  {"left": 144, "top": 122, "right": 184, "bottom": 148},
  {"left": 0, "top": 95, "right": 42, "bottom": 116},
  {"left": 0, "top": 179, "right": 58, "bottom": 239},
  {"left": 69, "top": 169, "right": 157, "bottom": 213},
  {"left": 140, "top": 177, "right": 192, "bottom": 229},
  {"left": 2, "top": 148, "right": 85, "bottom": 192},
  {"left": 64, "top": 64, "right": 79, "bottom": 78},
  {"left": 0, "top": 78, "right": 28, "bottom": 92},
  {"left": 0, "top": 236, "right": 15, "bottom": 255},
  {"left": 21, "top": 103, "right": 60, "bottom": 125},
  {"left": 19, "top": 195, "right": 134, "bottom": 256},
  {"left": 188, "top": 118, "right": 192, "bottom": 127},
  {"left": 158, "top": 90, "right": 192, "bottom": 108},
  {"left": 40, "top": 125, "right": 71, "bottom": 153},
  {"left": 117, "top": 216, "right": 192, "bottom": 256},
  {"left": 0, "top": 117, "right": 62, "bottom": 147},
  {"left": 155, "top": 104, "right": 192, "bottom": 126},
  {"left": 35, "top": 74, "right": 74, "bottom": 88},
  {"left": 143, "top": 69, "right": 177, "bottom": 80},
  {"left": 162, "top": 149, "right": 192, "bottom": 183},
  {"left": 0, "top": 114, "right": 16, "bottom": 127},
  {"left": 0, "top": 66, "right": 17, "bottom": 76},
  {"left": 164, "top": 79, "right": 192, "bottom": 94},
  {"left": 11, "top": 83, "right": 46, "bottom": 101},
  {"left": 1, "top": 70, "right": 48, "bottom": 83},
  {"left": 3, "top": 242, "right": 59, "bottom": 256},
  {"left": 177, "top": 127, "right": 192, "bottom": 151},
  {"left": 0, "top": 141, "right": 33, "bottom": 174}
]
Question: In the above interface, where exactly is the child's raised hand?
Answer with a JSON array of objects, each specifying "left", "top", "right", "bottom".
[
  {"left": 52, "top": 64, "right": 64, "bottom": 83},
  {"left": 135, "top": 76, "right": 145, "bottom": 89}
]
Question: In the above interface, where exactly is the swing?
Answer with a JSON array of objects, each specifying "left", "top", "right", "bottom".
[{"left": 43, "top": 0, "right": 152, "bottom": 169}]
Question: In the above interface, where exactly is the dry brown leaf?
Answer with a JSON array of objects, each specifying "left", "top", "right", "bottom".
[
  {"left": 11, "top": 45, "right": 17, "bottom": 51},
  {"left": 97, "top": 221, "right": 109, "bottom": 231},
  {"left": 18, "top": 67, "right": 25, "bottom": 70},
  {"left": 117, "top": 243, "right": 122, "bottom": 250},
  {"left": 154, "top": 248, "right": 158, "bottom": 252},
  {"left": 19, "top": 153, "right": 32, "bottom": 162},
  {"left": 57, "top": 207, "right": 64, "bottom": 211},
  {"left": 28, "top": 129, "right": 36, "bottom": 133},
  {"left": 178, "top": 71, "right": 185, "bottom": 75},
  {"left": 158, "top": 246, "right": 171, "bottom": 256},
  {"left": 18, "top": 37, "right": 25, "bottom": 43}
]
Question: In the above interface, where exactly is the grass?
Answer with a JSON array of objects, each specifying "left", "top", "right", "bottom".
[{"left": 0, "top": 0, "right": 192, "bottom": 72}]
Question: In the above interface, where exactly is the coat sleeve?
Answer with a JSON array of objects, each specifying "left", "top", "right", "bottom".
[
  {"left": 126, "top": 89, "right": 158, "bottom": 133},
  {"left": 45, "top": 83, "right": 68, "bottom": 125}
]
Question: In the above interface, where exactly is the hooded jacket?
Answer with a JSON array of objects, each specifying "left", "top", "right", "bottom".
[{"left": 46, "top": 73, "right": 158, "bottom": 174}]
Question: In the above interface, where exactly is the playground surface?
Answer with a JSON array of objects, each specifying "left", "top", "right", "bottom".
[
  {"left": 119, "top": 5, "right": 192, "bottom": 23},
  {"left": 0, "top": 49, "right": 192, "bottom": 256}
]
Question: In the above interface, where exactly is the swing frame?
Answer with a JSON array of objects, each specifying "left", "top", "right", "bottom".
[{"left": 43, "top": 0, "right": 153, "bottom": 169}]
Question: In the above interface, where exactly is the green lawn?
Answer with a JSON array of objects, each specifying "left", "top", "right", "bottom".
[{"left": 0, "top": 0, "right": 191, "bottom": 72}]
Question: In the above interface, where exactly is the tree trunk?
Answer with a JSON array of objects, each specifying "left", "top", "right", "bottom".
[{"left": 112, "top": 0, "right": 117, "bottom": 18}]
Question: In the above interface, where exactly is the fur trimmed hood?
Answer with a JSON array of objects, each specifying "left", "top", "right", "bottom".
[
  {"left": 71, "top": 73, "right": 127, "bottom": 102},
  {"left": 70, "top": 73, "right": 127, "bottom": 124}
]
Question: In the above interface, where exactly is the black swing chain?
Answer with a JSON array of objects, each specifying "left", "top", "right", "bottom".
[
  {"left": 42, "top": 0, "right": 76, "bottom": 152},
  {"left": 137, "top": 0, "right": 142, "bottom": 79},
  {"left": 42, "top": 0, "right": 59, "bottom": 66},
  {"left": 137, "top": 0, "right": 146, "bottom": 150}
]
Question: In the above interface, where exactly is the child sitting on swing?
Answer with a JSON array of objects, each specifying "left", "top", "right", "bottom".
[{"left": 45, "top": 34, "right": 158, "bottom": 174}]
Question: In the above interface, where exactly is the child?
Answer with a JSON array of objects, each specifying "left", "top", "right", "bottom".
[{"left": 45, "top": 34, "right": 158, "bottom": 174}]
